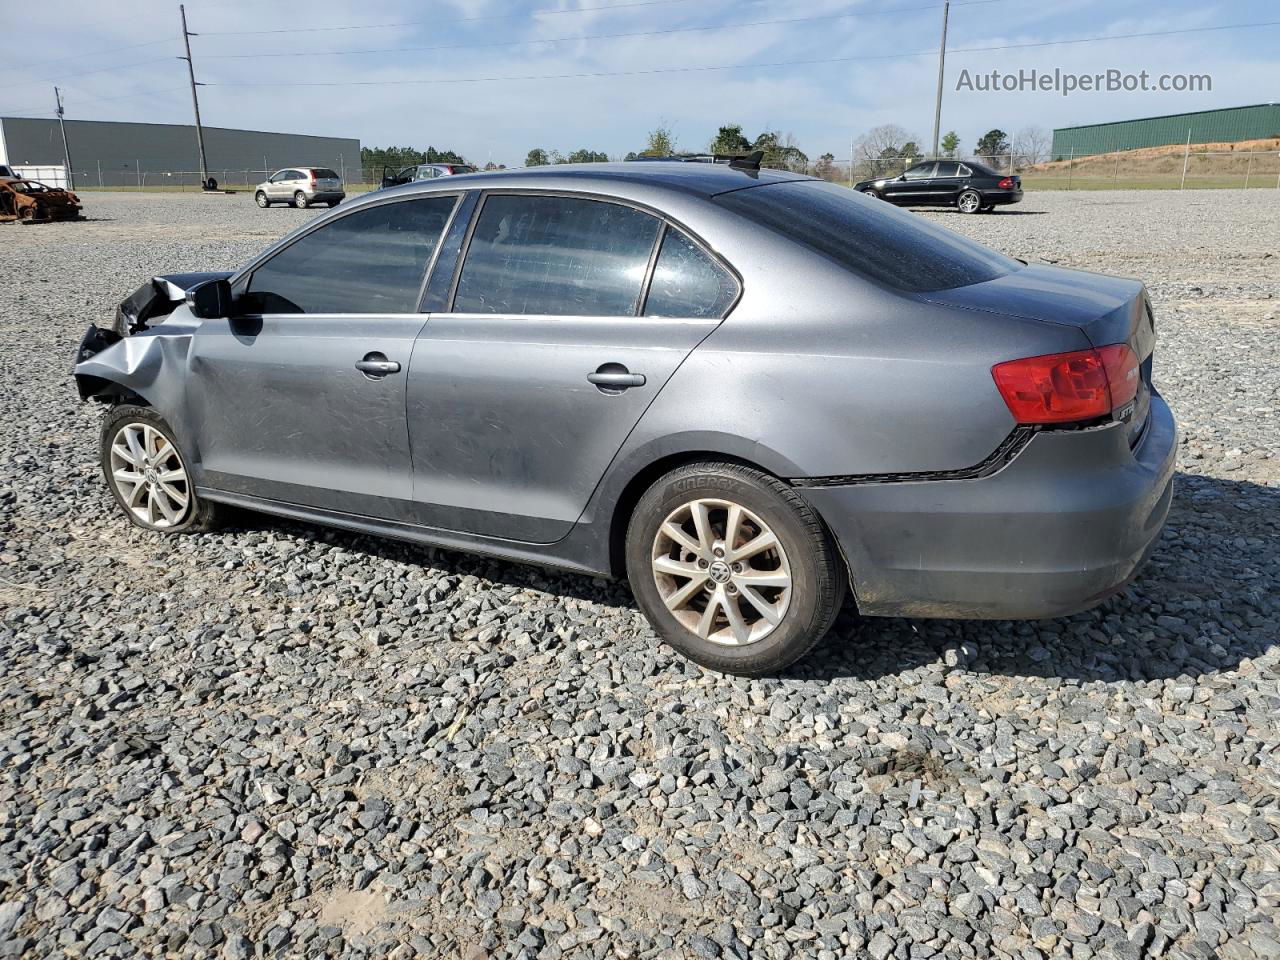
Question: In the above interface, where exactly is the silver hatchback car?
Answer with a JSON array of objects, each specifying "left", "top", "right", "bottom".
[
  {"left": 75, "top": 162, "right": 1174, "bottom": 676},
  {"left": 254, "top": 167, "right": 344, "bottom": 209}
]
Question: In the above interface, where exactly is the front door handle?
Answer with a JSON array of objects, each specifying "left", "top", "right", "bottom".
[
  {"left": 588, "top": 365, "right": 646, "bottom": 391},
  {"left": 356, "top": 352, "right": 401, "bottom": 378}
]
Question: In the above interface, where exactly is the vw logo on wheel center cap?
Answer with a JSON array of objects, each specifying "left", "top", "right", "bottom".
[{"left": 708, "top": 560, "right": 732, "bottom": 583}]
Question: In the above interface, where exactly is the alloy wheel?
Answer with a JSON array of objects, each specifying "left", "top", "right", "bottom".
[
  {"left": 958, "top": 191, "right": 981, "bottom": 213},
  {"left": 256, "top": 191, "right": 268, "bottom": 207},
  {"left": 294, "top": 191, "right": 308, "bottom": 208},
  {"left": 651, "top": 497, "right": 792, "bottom": 646},
  {"left": 108, "top": 422, "right": 191, "bottom": 529}
]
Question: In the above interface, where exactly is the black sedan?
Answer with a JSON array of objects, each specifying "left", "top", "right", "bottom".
[{"left": 856, "top": 160, "right": 1022, "bottom": 213}]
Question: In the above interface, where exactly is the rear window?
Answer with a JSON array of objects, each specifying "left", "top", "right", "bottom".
[
  {"left": 312, "top": 168, "right": 339, "bottom": 179},
  {"left": 715, "top": 180, "right": 1019, "bottom": 293}
]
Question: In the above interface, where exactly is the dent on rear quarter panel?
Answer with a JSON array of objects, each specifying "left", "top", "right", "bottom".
[{"left": 617, "top": 262, "right": 1093, "bottom": 480}]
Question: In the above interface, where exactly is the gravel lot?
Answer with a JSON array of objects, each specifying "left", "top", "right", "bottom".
[{"left": 1, "top": 189, "right": 1276, "bottom": 960}]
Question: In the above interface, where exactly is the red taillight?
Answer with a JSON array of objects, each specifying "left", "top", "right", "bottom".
[
  {"left": 992, "top": 344, "right": 1139, "bottom": 425},
  {"left": 998, "top": 177, "right": 1014, "bottom": 189},
  {"left": 1098, "top": 343, "right": 1140, "bottom": 407},
  {"left": 309, "top": 170, "right": 317, "bottom": 184}
]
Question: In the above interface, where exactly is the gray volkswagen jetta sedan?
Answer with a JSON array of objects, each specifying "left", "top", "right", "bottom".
[{"left": 74, "top": 162, "right": 1176, "bottom": 675}]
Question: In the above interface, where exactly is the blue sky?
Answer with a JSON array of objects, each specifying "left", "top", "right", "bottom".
[{"left": 2, "top": 0, "right": 1276, "bottom": 165}]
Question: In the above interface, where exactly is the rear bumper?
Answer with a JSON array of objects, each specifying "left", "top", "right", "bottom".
[
  {"left": 987, "top": 189, "right": 1023, "bottom": 206},
  {"left": 798, "top": 392, "right": 1177, "bottom": 620},
  {"left": 308, "top": 191, "right": 345, "bottom": 202}
]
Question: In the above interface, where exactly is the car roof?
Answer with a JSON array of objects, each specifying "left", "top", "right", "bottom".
[{"left": 381, "top": 161, "right": 813, "bottom": 200}]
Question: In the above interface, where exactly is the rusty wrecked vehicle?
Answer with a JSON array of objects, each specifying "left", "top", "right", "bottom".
[{"left": 0, "top": 179, "right": 83, "bottom": 223}]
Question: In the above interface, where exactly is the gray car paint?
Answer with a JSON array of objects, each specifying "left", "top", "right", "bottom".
[{"left": 74, "top": 162, "right": 1176, "bottom": 619}]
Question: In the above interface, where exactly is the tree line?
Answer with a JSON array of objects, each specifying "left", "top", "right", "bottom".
[{"left": 361, "top": 122, "right": 1053, "bottom": 183}]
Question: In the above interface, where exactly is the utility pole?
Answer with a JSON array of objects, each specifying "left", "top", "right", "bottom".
[
  {"left": 1179, "top": 128, "right": 1191, "bottom": 190},
  {"left": 54, "top": 87, "right": 75, "bottom": 190},
  {"left": 179, "top": 4, "right": 210, "bottom": 190},
  {"left": 930, "top": 1, "right": 950, "bottom": 159}
]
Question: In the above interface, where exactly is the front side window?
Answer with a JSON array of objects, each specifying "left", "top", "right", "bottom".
[
  {"left": 643, "top": 229, "right": 737, "bottom": 318},
  {"left": 244, "top": 196, "right": 456, "bottom": 314},
  {"left": 902, "top": 163, "right": 936, "bottom": 180},
  {"left": 453, "top": 194, "right": 660, "bottom": 316},
  {"left": 716, "top": 180, "right": 1019, "bottom": 293}
]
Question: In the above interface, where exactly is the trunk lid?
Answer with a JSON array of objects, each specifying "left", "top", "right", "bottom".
[{"left": 923, "top": 263, "right": 1156, "bottom": 445}]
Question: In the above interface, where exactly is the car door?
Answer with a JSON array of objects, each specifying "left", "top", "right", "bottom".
[
  {"left": 405, "top": 192, "right": 737, "bottom": 543},
  {"left": 926, "top": 161, "right": 964, "bottom": 204},
  {"left": 265, "top": 170, "right": 285, "bottom": 200},
  {"left": 185, "top": 194, "right": 460, "bottom": 518},
  {"left": 883, "top": 162, "right": 936, "bottom": 203}
]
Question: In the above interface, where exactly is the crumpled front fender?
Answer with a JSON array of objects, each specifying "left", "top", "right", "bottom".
[{"left": 73, "top": 315, "right": 198, "bottom": 411}]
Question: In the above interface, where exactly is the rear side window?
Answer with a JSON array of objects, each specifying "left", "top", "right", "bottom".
[
  {"left": 716, "top": 180, "right": 1019, "bottom": 293},
  {"left": 244, "top": 196, "right": 456, "bottom": 314},
  {"left": 933, "top": 161, "right": 961, "bottom": 177},
  {"left": 453, "top": 194, "right": 660, "bottom": 316},
  {"left": 313, "top": 168, "right": 339, "bottom": 179},
  {"left": 643, "top": 229, "right": 737, "bottom": 318}
]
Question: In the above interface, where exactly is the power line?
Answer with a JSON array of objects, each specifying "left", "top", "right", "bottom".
[
  {"left": 202, "top": 19, "right": 1280, "bottom": 88},
  {"left": 197, "top": 0, "right": 718, "bottom": 36},
  {"left": 6, "top": 58, "right": 176, "bottom": 90},
  {"left": 0, "top": 38, "right": 177, "bottom": 77},
  {"left": 197, "top": 1, "right": 1009, "bottom": 61},
  {"left": 0, "top": 86, "right": 187, "bottom": 119}
]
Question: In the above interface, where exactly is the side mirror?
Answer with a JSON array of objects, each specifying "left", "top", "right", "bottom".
[{"left": 186, "top": 278, "right": 233, "bottom": 319}]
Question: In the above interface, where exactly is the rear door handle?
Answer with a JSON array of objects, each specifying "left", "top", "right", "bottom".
[
  {"left": 588, "top": 369, "right": 646, "bottom": 389},
  {"left": 355, "top": 353, "right": 401, "bottom": 377}
]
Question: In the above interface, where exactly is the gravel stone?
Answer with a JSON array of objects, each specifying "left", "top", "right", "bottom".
[{"left": 0, "top": 190, "right": 1276, "bottom": 958}]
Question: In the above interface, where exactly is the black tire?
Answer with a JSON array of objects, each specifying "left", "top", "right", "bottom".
[
  {"left": 294, "top": 191, "right": 308, "bottom": 209},
  {"left": 100, "top": 405, "right": 219, "bottom": 533},
  {"left": 860, "top": 188, "right": 881, "bottom": 199},
  {"left": 326, "top": 200, "right": 340, "bottom": 207},
  {"left": 255, "top": 191, "right": 269, "bottom": 208},
  {"left": 626, "top": 462, "right": 844, "bottom": 676},
  {"left": 980, "top": 204, "right": 995, "bottom": 213},
  {"left": 957, "top": 189, "right": 982, "bottom": 214}
]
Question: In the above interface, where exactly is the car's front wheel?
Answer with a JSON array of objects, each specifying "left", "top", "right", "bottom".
[
  {"left": 957, "top": 189, "right": 982, "bottom": 214},
  {"left": 626, "top": 462, "right": 844, "bottom": 676},
  {"left": 100, "top": 405, "right": 218, "bottom": 533},
  {"left": 294, "top": 191, "right": 309, "bottom": 209},
  {"left": 255, "top": 191, "right": 269, "bottom": 208}
]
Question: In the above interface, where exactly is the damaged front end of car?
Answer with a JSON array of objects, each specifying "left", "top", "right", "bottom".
[{"left": 74, "top": 272, "right": 231, "bottom": 403}]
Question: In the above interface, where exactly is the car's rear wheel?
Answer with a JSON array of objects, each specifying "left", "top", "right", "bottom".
[
  {"left": 626, "top": 462, "right": 844, "bottom": 676},
  {"left": 101, "top": 405, "right": 218, "bottom": 533},
  {"left": 958, "top": 190, "right": 982, "bottom": 214},
  {"left": 294, "top": 191, "right": 308, "bottom": 209},
  {"left": 255, "top": 191, "right": 269, "bottom": 208}
]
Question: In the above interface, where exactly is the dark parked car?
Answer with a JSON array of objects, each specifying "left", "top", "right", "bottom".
[
  {"left": 380, "top": 162, "right": 479, "bottom": 189},
  {"left": 856, "top": 160, "right": 1022, "bottom": 213},
  {"left": 74, "top": 163, "right": 1173, "bottom": 676}
]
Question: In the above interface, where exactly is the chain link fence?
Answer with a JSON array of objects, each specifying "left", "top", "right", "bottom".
[
  {"left": 44, "top": 149, "right": 1280, "bottom": 192},
  {"left": 806, "top": 150, "right": 1280, "bottom": 190},
  {"left": 67, "top": 161, "right": 368, "bottom": 191}
]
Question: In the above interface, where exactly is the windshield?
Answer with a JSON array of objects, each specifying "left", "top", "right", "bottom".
[
  {"left": 313, "top": 168, "right": 339, "bottom": 179},
  {"left": 10, "top": 181, "right": 49, "bottom": 194},
  {"left": 449, "top": 165, "right": 478, "bottom": 174},
  {"left": 715, "top": 180, "right": 1019, "bottom": 293}
]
